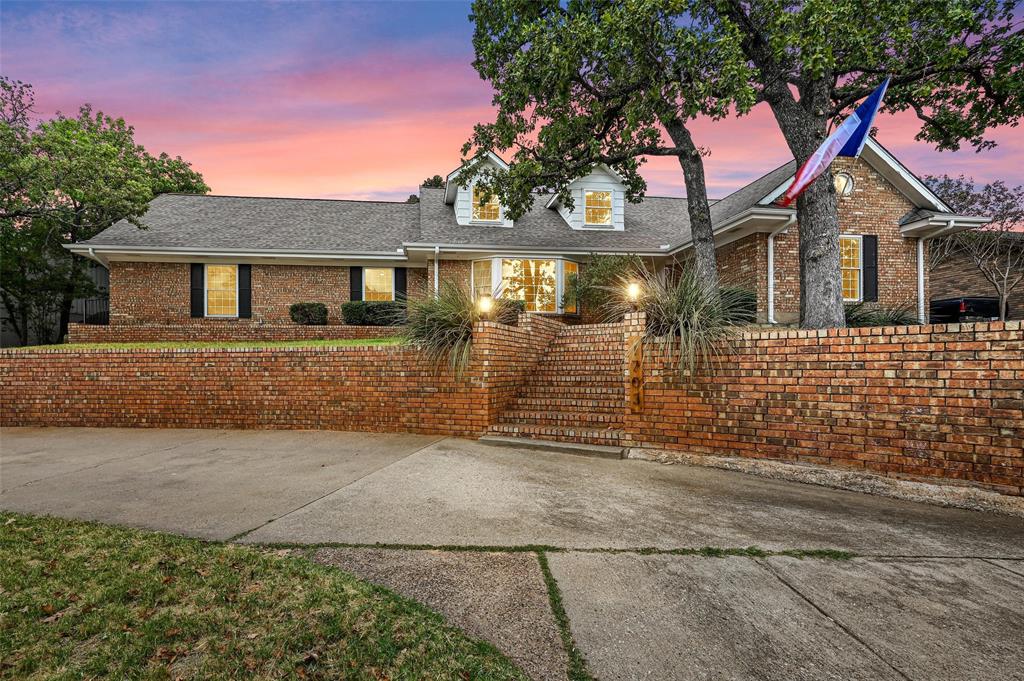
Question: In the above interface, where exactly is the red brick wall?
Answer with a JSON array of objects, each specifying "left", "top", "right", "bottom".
[
  {"left": 67, "top": 323, "right": 402, "bottom": 344},
  {"left": 426, "top": 259, "right": 472, "bottom": 293},
  {"left": 108, "top": 262, "right": 427, "bottom": 326},
  {"left": 716, "top": 234, "right": 768, "bottom": 321},
  {"left": 771, "top": 157, "right": 924, "bottom": 323},
  {"left": 2, "top": 316, "right": 556, "bottom": 438},
  {"left": 626, "top": 320, "right": 1024, "bottom": 495}
]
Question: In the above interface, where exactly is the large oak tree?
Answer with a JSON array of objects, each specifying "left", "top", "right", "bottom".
[{"left": 462, "top": 0, "right": 757, "bottom": 291}]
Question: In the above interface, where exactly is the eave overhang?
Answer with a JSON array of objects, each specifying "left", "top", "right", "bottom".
[
  {"left": 900, "top": 214, "right": 990, "bottom": 239},
  {"left": 667, "top": 208, "right": 795, "bottom": 255},
  {"left": 64, "top": 243, "right": 410, "bottom": 266}
]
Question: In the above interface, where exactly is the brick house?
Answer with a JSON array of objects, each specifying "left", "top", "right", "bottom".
[
  {"left": 930, "top": 233, "right": 1023, "bottom": 320},
  {"left": 66, "top": 138, "right": 986, "bottom": 330}
]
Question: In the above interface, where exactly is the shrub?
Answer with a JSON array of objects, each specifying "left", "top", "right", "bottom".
[
  {"left": 289, "top": 302, "right": 328, "bottom": 326},
  {"left": 844, "top": 301, "right": 918, "bottom": 327},
  {"left": 401, "top": 282, "right": 521, "bottom": 375},
  {"left": 562, "top": 253, "right": 647, "bottom": 320},
  {"left": 341, "top": 301, "right": 407, "bottom": 326},
  {"left": 606, "top": 266, "right": 751, "bottom": 379}
]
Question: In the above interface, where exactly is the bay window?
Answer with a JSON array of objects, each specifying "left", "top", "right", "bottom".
[{"left": 471, "top": 257, "right": 580, "bottom": 314}]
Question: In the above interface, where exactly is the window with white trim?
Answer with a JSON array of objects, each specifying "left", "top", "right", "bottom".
[
  {"left": 471, "top": 185, "right": 501, "bottom": 222},
  {"left": 584, "top": 190, "right": 612, "bottom": 226},
  {"left": 205, "top": 264, "right": 238, "bottom": 317},
  {"left": 364, "top": 267, "right": 395, "bottom": 301},
  {"left": 472, "top": 260, "right": 492, "bottom": 300},
  {"left": 471, "top": 258, "right": 579, "bottom": 314},
  {"left": 840, "top": 235, "right": 862, "bottom": 302}
]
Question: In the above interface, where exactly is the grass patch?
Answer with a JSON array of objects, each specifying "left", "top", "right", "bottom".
[
  {"left": 6, "top": 337, "right": 401, "bottom": 351},
  {"left": 0, "top": 512, "right": 526, "bottom": 680},
  {"left": 535, "top": 552, "right": 594, "bottom": 681}
]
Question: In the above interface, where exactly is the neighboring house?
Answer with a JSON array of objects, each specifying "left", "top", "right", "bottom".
[
  {"left": 66, "top": 138, "right": 986, "bottom": 328},
  {"left": 930, "top": 231, "right": 1024, "bottom": 320},
  {"left": 0, "top": 261, "right": 109, "bottom": 347}
]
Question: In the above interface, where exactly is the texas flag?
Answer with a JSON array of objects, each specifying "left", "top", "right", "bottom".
[{"left": 779, "top": 77, "right": 890, "bottom": 207}]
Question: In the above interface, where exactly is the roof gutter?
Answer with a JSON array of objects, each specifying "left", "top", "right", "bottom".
[
  {"left": 63, "top": 243, "right": 410, "bottom": 261},
  {"left": 403, "top": 243, "right": 670, "bottom": 257},
  {"left": 667, "top": 208, "right": 795, "bottom": 256},
  {"left": 899, "top": 214, "right": 989, "bottom": 239}
]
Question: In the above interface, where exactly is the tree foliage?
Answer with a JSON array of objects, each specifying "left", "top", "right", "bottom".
[
  {"left": 462, "top": 0, "right": 758, "bottom": 291},
  {"left": 0, "top": 77, "right": 208, "bottom": 344},
  {"left": 925, "top": 174, "right": 1024, "bottom": 321},
  {"left": 697, "top": 0, "right": 1023, "bottom": 327},
  {"left": 420, "top": 175, "right": 445, "bottom": 188}
]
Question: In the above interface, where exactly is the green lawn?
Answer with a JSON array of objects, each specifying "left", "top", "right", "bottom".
[
  {"left": 0, "top": 512, "right": 525, "bottom": 680},
  {"left": 6, "top": 337, "right": 401, "bottom": 351}
]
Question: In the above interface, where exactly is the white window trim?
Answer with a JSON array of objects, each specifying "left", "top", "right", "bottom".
[
  {"left": 840, "top": 234, "right": 863, "bottom": 303},
  {"left": 204, "top": 264, "right": 239, "bottom": 318},
  {"left": 470, "top": 257, "right": 580, "bottom": 315},
  {"left": 582, "top": 188, "right": 614, "bottom": 228},
  {"left": 362, "top": 267, "right": 396, "bottom": 302},
  {"left": 469, "top": 183, "right": 504, "bottom": 225}
]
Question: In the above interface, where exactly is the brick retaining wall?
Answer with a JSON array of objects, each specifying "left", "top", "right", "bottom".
[
  {"left": 67, "top": 322, "right": 403, "bottom": 343},
  {"left": 2, "top": 316, "right": 558, "bottom": 437},
  {"left": 626, "top": 321, "right": 1024, "bottom": 495}
]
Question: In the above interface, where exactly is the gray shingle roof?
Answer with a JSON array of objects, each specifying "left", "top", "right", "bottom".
[
  {"left": 85, "top": 194, "right": 419, "bottom": 253},
  {"left": 709, "top": 161, "right": 796, "bottom": 225},
  {"left": 413, "top": 187, "right": 687, "bottom": 251}
]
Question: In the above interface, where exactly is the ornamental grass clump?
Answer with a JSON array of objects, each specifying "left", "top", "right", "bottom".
[
  {"left": 607, "top": 266, "right": 752, "bottom": 379},
  {"left": 844, "top": 300, "right": 919, "bottom": 327},
  {"left": 401, "top": 282, "right": 521, "bottom": 376}
]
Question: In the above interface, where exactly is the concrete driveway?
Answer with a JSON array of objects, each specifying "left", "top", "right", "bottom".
[{"left": 3, "top": 427, "right": 1023, "bottom": 680}]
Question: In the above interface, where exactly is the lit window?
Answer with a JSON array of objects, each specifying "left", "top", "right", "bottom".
[
  {"left": 364, "top": 267, "right": 394, "bottom": 301},
  {"left": 584, "top": 190, "right": 612, "bottom": 226},
  {"left": 472, "top": 186, "right": 501, "bottom": 222},
  {"left": 834, "top": 172, "right": 854, "bottom": 197},
  {"left": 206, "top": 265, "right": 237, "bottom": 317},
  {"left": 473, "top": 260, "right": 492, "bottom": 300},
  {"left": 840, "top": 236, "right": 862, "bottom": 301},
  {"left": 501, "top": 259, "right": 558, "bottom": 312},
  {"left": 563, "top": 261, "right": 579, "bottom": 314}
]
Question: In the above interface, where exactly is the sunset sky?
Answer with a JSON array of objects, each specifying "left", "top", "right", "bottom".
[{"left": 2, "top": 0, "right": 1021, "bottom": 202}]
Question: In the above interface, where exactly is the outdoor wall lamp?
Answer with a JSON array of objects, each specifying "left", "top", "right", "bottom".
[
  {"left": 626, "top": 282, "right": 641, "bottom": 303},
  {"left": 477, "top": 295, "right": 494, "bottom": 317}
]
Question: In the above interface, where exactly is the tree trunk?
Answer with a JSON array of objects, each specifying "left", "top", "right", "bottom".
[
  {"left": 664, "top": 118, "right": 720, "bottom": 294},
  {"left": 764, "top": 95, "right": 846, "bottom": 328}
]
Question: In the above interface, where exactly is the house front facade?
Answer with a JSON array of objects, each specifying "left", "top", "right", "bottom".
[{"left": 66, "top": 138, "right": 985, "bottom": 331}]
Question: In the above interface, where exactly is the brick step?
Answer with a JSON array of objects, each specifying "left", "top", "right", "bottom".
[
  {"left": 497, "top": 410, "right": 624, "bottom": 429},
  {"left": 530, "top": 354, "right": 623, "bottom": 364},
  {"left": 478, "top": 435, "right": 626, "bottom": 460},
  {"left": 486, "top": 423, "right": 627, "bottom": 447},
  {"left": 516, "top": 385, "right": 625, "bottom": 400},
  {"left": 524, "top": 378, "right": 623, "bottom": 390},
  {"left": 510, "top": 396, "right": 625, "bottom": 413}
]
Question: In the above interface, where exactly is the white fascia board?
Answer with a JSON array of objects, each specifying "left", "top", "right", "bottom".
[
  {"left": 667, "top": 208, "right": 794, "bottom": 255},
  {"left": 403, "top": 243, "right": 668, "bottom": 257},
  {"left": 64, "top": 243, "right": 409, "bottom": 262},
  {"left": 756, "top": 138, "right": 953, "bottom": 212},
  {"left": 900, "top": 214, "right": 990, "bottom": 238}
]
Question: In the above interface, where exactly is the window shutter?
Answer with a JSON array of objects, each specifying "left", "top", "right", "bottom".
[
  {"left": 350, "top": 267, "right": 363, "bottom": 301},
  {"left": 190, "top": 264, "right": 204, "bottom": 318},
  {"left": 238, "top": 264, "right": 252, "bottom": 318},
  {"left": 862, "top": 235, "right": 878, "bottom": 302},
  {"left": 394, "top": 267, "right": 407, "bottom": 300}
]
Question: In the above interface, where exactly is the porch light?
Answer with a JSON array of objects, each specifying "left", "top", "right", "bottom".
[
  {"left": 626, "top": 282, "right": 641, "bottom": 302},
  {"left": 477, "top": 295, "right": 494, "bottom": 317}
]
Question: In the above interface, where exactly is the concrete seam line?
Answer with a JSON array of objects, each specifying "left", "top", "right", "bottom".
[
  {"left": 4, "top": 429, "right": 235, "bottom": 490},
  {"left": 755, "top": 558, "right": 912, "bottom": 681},
  {"left": 535, "top": 551, "right": 594, "bottom": 681},
  {"left": 981, "top": 558, "right": 1024, "bottom": 579},
  {"left": 225, "top": 436, "right": 446, "bottom": 542}
]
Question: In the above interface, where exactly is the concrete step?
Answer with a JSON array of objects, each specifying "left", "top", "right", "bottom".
[{"left": 477, "top": 434, "right": 627, "bottom": 460}]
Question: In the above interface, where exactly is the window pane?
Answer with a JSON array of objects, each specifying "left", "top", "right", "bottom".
[
  {"left": 840, "top": 237, "right": 861, "bottom": 301},
  {"left": 206, "top": 265, "right": 237, "bottom": 316},
  {"left": 501, "top": 259, "right": 557, "bottom": 312},
  {"left": 473, "top": 260, "right": 492, "bottom": 299},
  {"left": 472, "top": 186, "right": 501, "bottom": 221},
  {"left": 584, "top": 190, "right": 612, "bottom": 225},
  {"left": 563, "top": 261, "right": 579, "bottom": 314},
  {"left": 364, "top": 267, "right": 394, "bottom": 301}
]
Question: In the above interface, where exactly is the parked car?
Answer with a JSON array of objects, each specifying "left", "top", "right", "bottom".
[{"left": 929, "top": 296, "right": 1006, "bottom": 323}]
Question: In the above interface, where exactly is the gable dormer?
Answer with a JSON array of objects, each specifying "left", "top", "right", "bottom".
[
  {"left": 545, "top": 164, "right": 625, "bottom": 231},
  {"left": 443, "top": 151, "right": 514, "bottom": 228}
]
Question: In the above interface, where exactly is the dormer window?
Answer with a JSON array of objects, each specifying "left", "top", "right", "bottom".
[
  {"left": 472, "top": 185, "right": 501, "bottom": 222},
  {"left": 584, "top": 190, "right": 612, "bottom": 226}
]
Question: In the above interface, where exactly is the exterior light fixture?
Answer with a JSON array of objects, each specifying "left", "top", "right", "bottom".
[
  {"left": 477, "top": 295, "right": 494, "bottom": 317},
  {"left": 626, "top": 282, "right": 641, "bottom": 302}
]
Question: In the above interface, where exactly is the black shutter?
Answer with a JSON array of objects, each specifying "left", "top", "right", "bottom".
[
  {"left": 394, "top": 267, "right": 407, "bottom": 300},
  {"left": 862, "top": 235, "right": 878, "bottom": 302},
  {"left": 350, "top": 266, "right": 363, "bottom": 301},
  {"left": 238, "top": 264, "right": 252, "bottom": 318},
  {"left": 190, "top": 264, "right": 204, "bottom": 317}
]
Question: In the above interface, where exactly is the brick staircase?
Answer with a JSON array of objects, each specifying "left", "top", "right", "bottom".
[{"left": 486, "top": 322, "right": 628, "bottom": 447}]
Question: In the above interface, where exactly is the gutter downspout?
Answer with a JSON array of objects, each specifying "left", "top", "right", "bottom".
[
  {"left": 767, "top": 216, "right": 796, "bottom": 324},
  {"left": 433, "top": 246, "right": 440, "bottom": 297}
]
